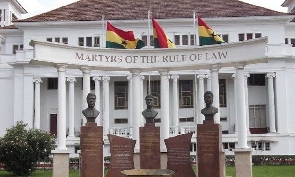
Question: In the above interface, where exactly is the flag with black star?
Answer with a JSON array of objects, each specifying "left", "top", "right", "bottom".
[
  {"left": 106, "top": 21, "right": 145, "bottom": 49},
  {"left": 198, "top": 16, "right": 225, "bottom": 46}
]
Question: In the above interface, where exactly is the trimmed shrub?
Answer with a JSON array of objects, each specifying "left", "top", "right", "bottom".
[{"left": 0, "top": 121, "right": 55, "bottom": 176}]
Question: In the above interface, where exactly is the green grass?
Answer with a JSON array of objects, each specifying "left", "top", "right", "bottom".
[{"left": 0, "top": 166, "right": 294, "bottom": 177}]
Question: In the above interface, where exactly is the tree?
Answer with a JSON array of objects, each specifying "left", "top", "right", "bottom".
[{"left": 0, "top": 121, "right": 55, "bottom": 176}]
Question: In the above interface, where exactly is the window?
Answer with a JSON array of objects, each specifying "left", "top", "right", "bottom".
[
  {"left": 248, "top": 74, "right": 265, "bottom": 86},
  {"left": 179, "top": 117, "right": 194, "bottom": 122},
  {"left": 174, "top": 35, "right": 180, "bottom": 45},
  {"left": 149, "top": 80, "right": 160, "bottom": 108},
  {"left": 86, "top": 37, "right": 92, "bottom": 47},
  {"left": 251, "top": 141, "right": 270, "bottom": 151},
  {"left": 285, "top": 38, "right": 295, "bottom": 47},
  {"left": 219, "top": 34, "right": 229, "bottom": 42},
  {"left": 239, "top": 33, "right": 262, "bottom": 41},
  {"left": 190, "top": 143, "right": 196, "bottom": 152},
  {"left": 12, "top": 44, "right": 23, "bottom": 54},
  {"left": 190, "top": 34, "right": 195, "bottom": 45},
  {"left": 62, "top": 37, "right": 68, "bottom": 44},
  {"left": 94, "top": 36, "right": 100, "bottom": 47},
  {"left": 219, "top": 79, "right": 226, "bottom": 107},
  {"left": 223, "top": 142, "right": 235, "bottom": 150},
  {"left": 114, "top": 118, "right": 128, "bottom": 124},
  {"left": 46, "top": 38, "right": 53, "bottom": 42},
  {"left": 48, "top": 78, "right": 58, "bottom": 90},
  {"left": 114, "top": 81, "right": 128, "bottom": 110},
  {"left": 54, "top": 37, "right": 60, "bottom": 43},
  {"left": 182, "top": 35, "right": 188, "bottom": 45},
  {"left": 141, "top": 35, "right": 154, "bottom": 46},
  {"left": 179, "top": 80, "right": 193, "bottom": 108},
  {"left": 78, "top": 37, "right": 84, "bottom": 46},
  {"left": 220, "top": 117, "right": 227, "bottom": 121},
  {"left": 249, "top": 105, "right": 266, "bottom": 128}
]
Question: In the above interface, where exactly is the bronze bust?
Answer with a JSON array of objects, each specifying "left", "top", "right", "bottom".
[
  {"left": 142, "top": 95, "right": 158, "bottom": 124},
  {"left": 82, "top": 93, "right": 100, "bottom": 123},
  {"left": 201, "top": 91, "right": 218, "bottom": 121}
]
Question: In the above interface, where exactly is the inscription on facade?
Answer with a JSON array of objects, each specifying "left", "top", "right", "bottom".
[{"left": 75, "top": 51, "right": 228, "bottom": 64}]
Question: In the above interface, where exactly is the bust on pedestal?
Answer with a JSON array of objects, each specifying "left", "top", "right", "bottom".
[
  {"left": 142, "top": 95, "right": 158, "bottom": 125},
  {"left": 82, "top": 93, "right": 100, "bottom": 123},
  {"left": 201, "top": 91, "right": 218, "bottom": 122},
  {"left": 140, "top": 94, "right": 160, "bottom": 169},
  {"left": 80, "top": 93, "right": 103, "bottom": 177}
]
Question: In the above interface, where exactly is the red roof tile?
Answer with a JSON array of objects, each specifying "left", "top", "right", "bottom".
[
  {"left": 0, "top": 25, "right": 18, "bottom": 29},
  {"left": 15, "top": 0, "right": 288, "bottom": 22}
]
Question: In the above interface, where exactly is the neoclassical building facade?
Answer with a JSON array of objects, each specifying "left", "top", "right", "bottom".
[{"left": 1, "top": 0, "right": 295, "bottom": 157}]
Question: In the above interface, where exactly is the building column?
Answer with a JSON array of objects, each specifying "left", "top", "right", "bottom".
[
  {"left": 267, "top": 73, "right": 276, "bottom": 133},
  {"left": 131, "top": 70, "right": 141, "bottom": 151},
  {"left": 232, "top": 74, "right": 238, "bottom": 134},
  {"left": 244, "top": 73, "right": 250, "bottom": 134},
  {"left": 56, "top": 65, "right": 67, "bottom": 150},
  {"left": 127, "top": 75, "right": 133, "bottom": 137},
  {"left": 236, "top": 66, "right": 248, "bottom": 149},
  {"left": 67, "top": 77, "right": 76, "bottom": 138},
  {"left": 206, "top": 74, "right": 211, "bottom": 91},
  {"left": 33, "top": 77, "right": 42, "bottom": 129},
  {"left": 210, "top": 67, "right": 220, "bottom": 124},
  {"left": 81, "top": 67, "right": 91, "bottom": 125},
  {"left": 159, "top": 70, "right": 170, "bottom": 151},
  {"left": 171, "top": 75, "right": 179, "bottom": 131},
  {"left": 93, "top": 77, "right": 101, "bottom": 125},
  {"left": 197, "top": 74, "right": 205, "bottom": 123},
  {"left": 102, "top": 76, "right": 110, "bottom": 136},
  {"left": 140, "top": 75, "right": 145, "bottom": 127}
]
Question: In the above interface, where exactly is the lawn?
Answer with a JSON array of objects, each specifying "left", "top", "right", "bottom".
[{"left": 0, "top": 166, "right": 294, "bottom": 177}]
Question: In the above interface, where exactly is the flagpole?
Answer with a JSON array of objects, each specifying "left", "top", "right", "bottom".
[
  {"left": 193, "top": 11, "right": 196, "bottom": 46},
  {"left": 148, "top": 10, "right": 151, "bottom": 48},
  {"left": 102, "top": 15, "right": 105, "bottom": 47}
]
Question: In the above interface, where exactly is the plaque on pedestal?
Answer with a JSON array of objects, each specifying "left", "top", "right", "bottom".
[
  {"left": 165, "top": 132, "right": 195, "bottom": 177},
  {"left": 107, "top": 134, "right": 136, "bottom": 177},
  {"left": 197, "top": 120, "right": 222, "bottom": 177},
  {"left": 80, "top": 123, "right": 103, "bottom": 177},
  {"left": 140, "top": 125, "right": 160, "bottom": 169}
]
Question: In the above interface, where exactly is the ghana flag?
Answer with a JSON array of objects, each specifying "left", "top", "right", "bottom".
[
  {"left": 106, "top": 22, "right": 145, "bottom": 49},
  {"left": 198, "top": 16, "right": 225, "bottom": 46},
  {"left": 152, "top": 18, "right": 176, "bottom": 48}
]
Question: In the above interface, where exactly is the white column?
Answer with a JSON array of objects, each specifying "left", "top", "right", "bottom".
[
  {"left": 159, "top": 70, "right": 170, "bottom": 151},
  {"left": 81, "top": 67, "right": 91, "bottom": 125},
  {"left": 211, "top": 67, "right": 220, "bottom": 124},
  {"left": 140, "top": 75, "right": 145, "bottom": 127},
  {"left": 232, "top": 74, "right": 238, "bottom": 134},
  {"left": 171, "top": 75, "right": 179, "bottom": 129},
  {"left": 57, "top": 65, "right": 67, "bottom": 150},
  {"left": 206, "top": 74, "right": 212, "bottom": 91},
  {"left": 67, "top": 77, "right": 76, "bottom": 138},
  {"left": 93, "top": 77, "right": 101, "bottom": 125},
  {"left": 102, "top": 76, "right": 110, "bottom": 136},
  {"left": 267, "top": 72, "right": 276, "bottom": 133},
  {"left": 33, "top": 77, "right": 42, "bottom": 129},
  {"left": 197, "top": 74, "right": 205, "bottom": 123},
  {"left": 127, "top": 75, "right": 133, "bottom": 136},
  {"left": 131, "top": 70, "right": 141, "bottom": 151},
  {"left": 236, "top": 66, "right": 248, "bottom": 149},
  {"left": 244, "top": 73, "right": 250, "bottom": 134}
]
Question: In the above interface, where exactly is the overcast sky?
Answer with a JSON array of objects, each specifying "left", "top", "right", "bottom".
[{"left": 18, "top": 0, "right": 288, "bottom": 19}]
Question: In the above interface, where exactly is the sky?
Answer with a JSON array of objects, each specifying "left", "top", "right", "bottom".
[{"left": 17, "top": 0, "right": 288, "bottom": 19}]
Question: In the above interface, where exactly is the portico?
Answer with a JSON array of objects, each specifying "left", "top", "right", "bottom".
[{"left": 28, "top": 38, "right": 269, "bottom": 176}]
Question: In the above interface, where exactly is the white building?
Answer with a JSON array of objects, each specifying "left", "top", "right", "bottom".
[{"left": 1, "top": 0, "right": 295, "bottom": 157}]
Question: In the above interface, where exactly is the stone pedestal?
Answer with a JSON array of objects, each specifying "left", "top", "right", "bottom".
[
  {"left": 165, "top": 132, "right": 195, "bottom": 177},
  {"left": 140, "top": 124, "right": 160, "bottom": 169},
  {"left": 107, "top": 134, "right": 136, "bottom": 177},
  {"left": 197, "top": 120, "right": 222, "bottom": 177},
  {"left": 52, "top": 149, "right": 70, "bottom": 177},
  {"left": 80, "top": 122, "right": 103, "bottom": 177},
  {"left": 235, "top": 148, "right": 252, "bottom": 177}
]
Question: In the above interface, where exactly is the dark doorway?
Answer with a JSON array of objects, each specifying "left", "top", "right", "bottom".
[{"left": 50, "top": 114, "right": 57, "bottom": 136}]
